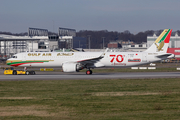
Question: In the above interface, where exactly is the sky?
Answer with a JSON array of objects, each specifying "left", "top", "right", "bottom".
[{"left": 0, "top": 0, "right": 180, "bottom": 33}]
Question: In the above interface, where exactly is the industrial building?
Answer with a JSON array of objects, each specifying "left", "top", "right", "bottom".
[
  {"left": 108, "top": 42, "right": 121, "bottom": 48},
  {"left": 147, "top": 33, "right": 180, "bottom": 48},
  {"left": 121, "top": 42, "right": 147, "bottom": 51},
  {"left": 0, "top": 27, "right": 87, "bottom": 60},
  {"left": 147, "top": 32, "right": 180, "bottom": 60},
  {"left": 107, "top": 40, "right": 147, "bottom": 52}
]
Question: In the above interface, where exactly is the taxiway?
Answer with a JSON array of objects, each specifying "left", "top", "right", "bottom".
[{"left": 0, "top": 70, "right": 180, "bottom": 81}]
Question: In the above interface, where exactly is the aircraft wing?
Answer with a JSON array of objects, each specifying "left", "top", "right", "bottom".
[
  {"left": 77, "top": 48, "right": 108, "bottom": 65},
  {"left": 77, "top": 55, "right": 104, "bottom": 64}
]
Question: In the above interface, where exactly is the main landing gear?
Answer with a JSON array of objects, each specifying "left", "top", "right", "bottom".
[
  {"left": 86, "top": 69, "right": 92, "bottom": 75},
  {"left": 25, "top": 71, "right": 36, "bottom": 75},
  {"left": 24, "top": 67, "right": 36, "bottom": 75}
]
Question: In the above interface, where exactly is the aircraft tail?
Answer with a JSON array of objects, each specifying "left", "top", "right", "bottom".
[{"left": 145, "top": 29, "right": 172, "bottom": 53}]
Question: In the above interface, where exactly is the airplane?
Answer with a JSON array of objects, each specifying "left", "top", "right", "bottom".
[{"left": 6, "top": 29, "right": 174, "bottom": 75}]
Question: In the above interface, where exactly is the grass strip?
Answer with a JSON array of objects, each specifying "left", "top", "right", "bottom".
[{"left": 0, "top": 78, "right": 180, "bottom": 120}]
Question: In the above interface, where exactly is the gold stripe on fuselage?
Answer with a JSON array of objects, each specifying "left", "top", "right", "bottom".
[
  {"left": 6, "top": 60, "right": 22, "bottom": 64},
  {"left": 6, "top": 60, "right": 54, "bottom": 64}
]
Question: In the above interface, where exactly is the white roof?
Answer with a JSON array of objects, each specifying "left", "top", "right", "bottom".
[{"left": 0, "top": 34, "right": 48, "bottom": 40}]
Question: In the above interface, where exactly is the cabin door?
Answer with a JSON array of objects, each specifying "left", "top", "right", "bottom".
[
  {"left": 22, "top": 54, "right": 26, "bottom": 61},
  {"left": 142, "top": 53, "right": 147, "bottom": 62}
]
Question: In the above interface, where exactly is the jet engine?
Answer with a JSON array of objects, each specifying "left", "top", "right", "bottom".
[{"left": 62, "top": 63, "right": 84, "bottom": 72}]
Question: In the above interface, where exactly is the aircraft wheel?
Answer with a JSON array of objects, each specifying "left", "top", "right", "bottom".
[
  {"left": 26, "top": 71, "right": 29, "bottom": 75},
  {"left": 29, "top": 71, "right": 35, "bottom": 75},
  {"left": 86, "top": 70, "right": 92, "bottom": 75},
  {"left": 29, "top": 71, "right": 32, "bottom": 75},
  {"left": 32, "top": 71, "right": 35, "bottom": 75},
  {"left": 13, "top": 70, "right": 17, "bottom": 75}
]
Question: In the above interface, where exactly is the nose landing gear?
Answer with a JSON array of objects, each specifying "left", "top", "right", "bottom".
[{"left": 24, "top": 67, "right": 36, "bottom": 75}]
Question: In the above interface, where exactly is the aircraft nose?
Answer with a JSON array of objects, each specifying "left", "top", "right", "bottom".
[
  {"left": 6, "top": 59, "right": 8, "bottom": 64},
  {"left": 6, "top": 59, "right": 11, "bottom": 65}
]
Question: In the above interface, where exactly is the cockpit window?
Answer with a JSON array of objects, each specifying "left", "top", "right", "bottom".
[{"left": 12, "top": 56, "right": 17, "bottom": 58}]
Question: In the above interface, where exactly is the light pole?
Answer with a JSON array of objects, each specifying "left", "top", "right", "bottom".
[
  {"left": 102, "top": 37, "right": 105, "bottom": 49},
  {"left": 88, "top": 35, "right": 91, "bottom": 49},
  {"left": 79, "top": 40, "right": 80, "bottom": 48}
]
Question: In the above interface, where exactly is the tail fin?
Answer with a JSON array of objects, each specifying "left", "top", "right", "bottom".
[{"left": 146, "top": 29, "right": 172, "bottom": 53}]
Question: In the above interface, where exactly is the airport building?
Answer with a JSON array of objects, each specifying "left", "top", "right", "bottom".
[
  {"left": 0, "top": 27, "right": 87, "bottom": 60},
  {"left": 107, "top": 40, "right": 147, "bottom": 52},
  {"left": 147, "top": 33, "right": 180, "bottom": 48},
  {"left": 108, "top": 42, "right": 121, "bottom": 48},
  {"left": 121, "top": 42, "right": 147, "bottom": 51},
  {"left": 147, "top": 33, "right": 180, "bottom": 60}
]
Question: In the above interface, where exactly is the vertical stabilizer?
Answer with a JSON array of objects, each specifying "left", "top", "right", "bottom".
[{"left": 146, "top": 29, "right": 172, "bottom": 53}]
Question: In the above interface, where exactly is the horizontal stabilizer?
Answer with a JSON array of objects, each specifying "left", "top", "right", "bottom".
[{"left": 156, "top": 53, "right": 174, "bottom": 59}]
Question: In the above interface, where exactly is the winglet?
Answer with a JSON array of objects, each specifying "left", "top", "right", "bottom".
[
  {"left": 100, "top": 48, "right": 109, "bottom": 57},
  {"left": 104, "top": 48, "right": 109, "bottom": 53}
]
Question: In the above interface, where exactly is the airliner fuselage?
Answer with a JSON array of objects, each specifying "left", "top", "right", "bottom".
[
  {"left": 7, "top": 51, "right": 160, "bottom": 68},
  {"left": 6, "top": 29, "right": 173, "bottom": 75}
]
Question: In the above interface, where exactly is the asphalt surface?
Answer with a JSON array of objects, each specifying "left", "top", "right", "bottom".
[{"left": 0, "top": 69, "right": 180, "bottom": 81}]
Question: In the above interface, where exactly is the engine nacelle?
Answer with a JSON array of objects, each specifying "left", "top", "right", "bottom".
[{"left": 62, "top": 63, "right": 83, "bottom": 72}]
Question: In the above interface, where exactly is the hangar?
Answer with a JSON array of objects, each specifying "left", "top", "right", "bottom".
[
  {"left": 147, "top": 32, "right": 180, "bottom": 60},
  {"left": 0, "top": 27, "right": 87, "bottom": 60}
]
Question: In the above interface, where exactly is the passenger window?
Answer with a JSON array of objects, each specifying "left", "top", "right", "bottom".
[{"left": 12, "top": 56, "right": 17, "bottom": 58}]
